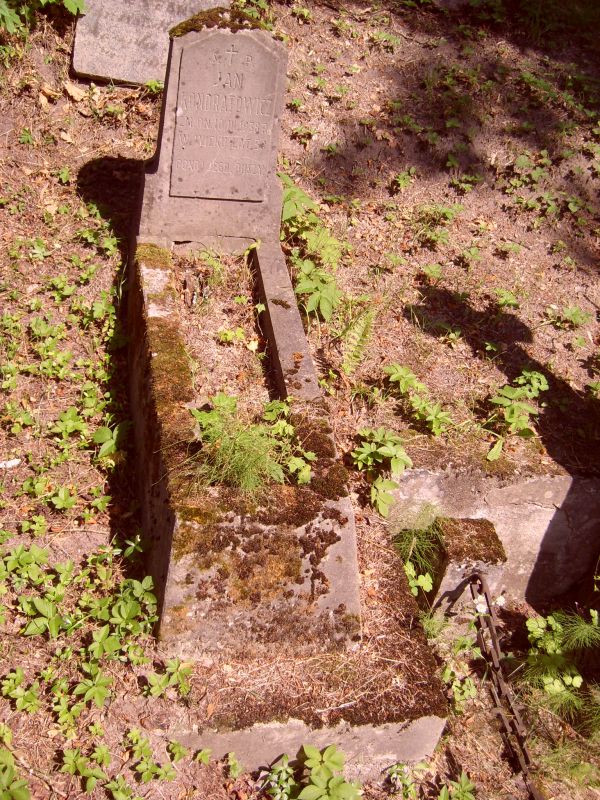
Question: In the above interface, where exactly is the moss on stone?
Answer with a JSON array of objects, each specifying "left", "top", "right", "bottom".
[
  {"left": 173, "top": 506, "right": 223, "bottom": 562},
  {"left": 146, "top": 317, "right": 194, "bottom": 410},
  {"left": 229, "top": 546, "right": 303, "bottom": 603},
  {"left": 438, "top": 517, "right": 506, "bottom": 564},
  {"left": 136, "top": 243, "right": 172, "bottom": 269},
  {"left": 311, "top": 462, "right": 349, "bottom": 501},
  {"left": 292, "top": 413, "right": 336, "bottom": 460},
  {"left": 170, "top": 6, "right": 269, "bottom": 38}
]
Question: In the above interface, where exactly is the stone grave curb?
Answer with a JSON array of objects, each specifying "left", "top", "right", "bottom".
[
  {"left": 127, "top": 243, "right": 447, "bottom": 776},
  {"left": 128, "top": 240, "right": 363, "bottom": 652},
  {"left": 392, "top": 467, "right": 600, "bottom": 608},
  {"left": 173, "top": 716, "right": 448, "bottom": 782}
]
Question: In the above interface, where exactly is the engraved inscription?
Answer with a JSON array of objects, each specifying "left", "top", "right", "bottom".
[{"left": 170, "top": 33, "right": 280, "bottom": 201}]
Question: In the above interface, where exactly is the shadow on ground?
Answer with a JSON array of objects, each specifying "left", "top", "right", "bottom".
[
  {"left": 76, "top": 156, "right": 147, "bottom": 572},
  {"left": 405, "top": 285, "right": 600, "bottom": 607},
  {"left": 305, "top": 0, "right": 600, "bottom": 267}
]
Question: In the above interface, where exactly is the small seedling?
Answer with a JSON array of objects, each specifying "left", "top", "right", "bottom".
[
  {"left": 486, "top": 370, "right": 548, "bottom": 460},
  {"left": 420, "top": 263, "right": 444, "bottom": 283},
  {"left": 404, "top": 561, "right": 433, "bottom": 597},
  {"left": 291, "top": 5, "right": 312, "bottom": 22},
  {"left": 544, "top": 305, "right": 592, "bottom": 329},
  {"left": 495, "top": 288, "right": 520, "bottom": 309},
  {"left": 291, "top": 126, "right": 316, "bottom": 147},
  {"left": 351, "top": 428, "right": 411, "bottom": 517},
  {"left": 217, "top": 327, "right": 245, "bottom": 344},
  {"left": 391, "top": 167, "right": 416, "bottom": 193}
]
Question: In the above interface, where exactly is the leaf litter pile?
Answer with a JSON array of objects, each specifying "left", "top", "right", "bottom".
[{"left": 0, "top": 1, "right": 599, "bottom": 799}]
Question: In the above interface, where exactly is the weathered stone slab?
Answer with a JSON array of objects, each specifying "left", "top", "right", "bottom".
[
  {"left": 392, "top": 469, "right": 600, "bottom": 607},
  {"left": 173, "top": 717, "right": 447, "bottom": 782},
  {"left": 137, "top": 25, "right": 286, "bottom": 241},
  {"left": 129, "top": 243, "right": 361, "bottom": 657},
  {"left": 72, "top": 0, "right": 226, "bottom": 85},
  {"left": 172, "top": 31, "right": 279, "bottom": 200},
  {"left": 252, "top": 241, "right": 321, "bottom": 400}
]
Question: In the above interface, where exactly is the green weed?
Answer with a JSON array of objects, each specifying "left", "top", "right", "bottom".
[
  {"left": 486, "top": 369, "right": 549, "bottom": 460},
  {"left": 189, "top": 394, "right": 315, "bottom": 495},
  {"left": 413, "top": 204, "right": 464, "bottom": 249},
  {"left": 340, "top": 307, "right": 376, "bottom": 376},
  {"left": 351, "top": 427, "right": 412, "bottom": 517},
  {"left": 280, "top": 175, "right": 344, "bottom": 321},
  {"left": 384, "top": 364, "right": 454, "bottom": 436}
]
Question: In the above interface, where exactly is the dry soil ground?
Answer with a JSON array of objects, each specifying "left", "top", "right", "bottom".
[{"left": 0, "top": 0, "right": 599, "bottom": 798}]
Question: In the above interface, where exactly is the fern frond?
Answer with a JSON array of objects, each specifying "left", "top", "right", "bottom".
[{"left": 341, "top": 308, "right": 375, "bottom": 376}]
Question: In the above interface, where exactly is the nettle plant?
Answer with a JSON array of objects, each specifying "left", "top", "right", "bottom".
[
  {"left": 384, "top": 364, "right": 454, "bottom": 437},
  {"left": 280, "top": 175, "right": 344, "bottom": 321},
  {"left": 485, "top": 369, "right": 549, "bottom": 461},
  {"left": 190, "top": 394, "right": 316, "bottom": 495},
  {"left": 351, "top": 427, "right": 412, "bottom": 517}
]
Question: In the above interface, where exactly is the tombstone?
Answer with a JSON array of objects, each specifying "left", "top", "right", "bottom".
[
  {"left": 128, "top": 12, "right": 446, "bottom": 776},
  {"left": 138, "top": 18, "right": 287, "bottom": 245},
  {"left": 72, "top": 0, "right": 226, "bottom": 85}
]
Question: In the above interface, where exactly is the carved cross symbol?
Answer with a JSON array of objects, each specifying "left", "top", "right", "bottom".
[{"left": 224, "top": 44, "right": 238, "bottom": 65}]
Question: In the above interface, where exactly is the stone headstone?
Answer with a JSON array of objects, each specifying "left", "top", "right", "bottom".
[
  {"left": 171, "top": 33, "right": 278, "bottom": 201},
  {"left": 138, "top": 24, "right": 287, "bottom": 241},
  {"left": 72, "top": 0, "right": 226, "bottom": 85}
]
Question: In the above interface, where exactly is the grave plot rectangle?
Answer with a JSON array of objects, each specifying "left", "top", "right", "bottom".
[
  {"left": 132, "top": 17, "right": 360, "bottom": 660},
  {"left": 72, "top": 0, "right": 225, "bottom": 85},
  {"left": 129, "top": 15, "right": 446, "bottom": 776}
]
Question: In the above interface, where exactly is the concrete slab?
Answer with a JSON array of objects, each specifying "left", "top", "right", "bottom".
[
  {"left": 392, "top": 469, "right": 600, "bottom": 607},
  {"left": 172, "top": 716, "right": 447, "bottom": 782},
  {"left": 72, "top": 0, "right": 226, "bottom": 85}
]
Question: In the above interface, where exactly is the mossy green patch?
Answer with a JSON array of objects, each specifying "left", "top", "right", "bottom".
[
  {"left": 170, "top": 6, "right": 269, "bottom": 38},
  {"left": 136, "top": 243, "right": 172, "bottom": 269},
  {"left": 311, "top": 462, "right": 349, "bottom": 501},
  {"left": 173, "top": 511, "right": 223, "bottom": 562},
  {"left": 146, "top": 317, "right": 194, "bottom": 411},
  {"left": 438, "top": 517, "right": 506, "bottom": 564}
]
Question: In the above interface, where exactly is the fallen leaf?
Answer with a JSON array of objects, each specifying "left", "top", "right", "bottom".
[
  {"left": 38, "top": 93, "right": 49, "bottom": 110},
  {"left": 40, "top": 82, "right": 60, "bottom": 100},
  {"left": 64, "top": 80, "right": 87, "bottom": 102}
]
